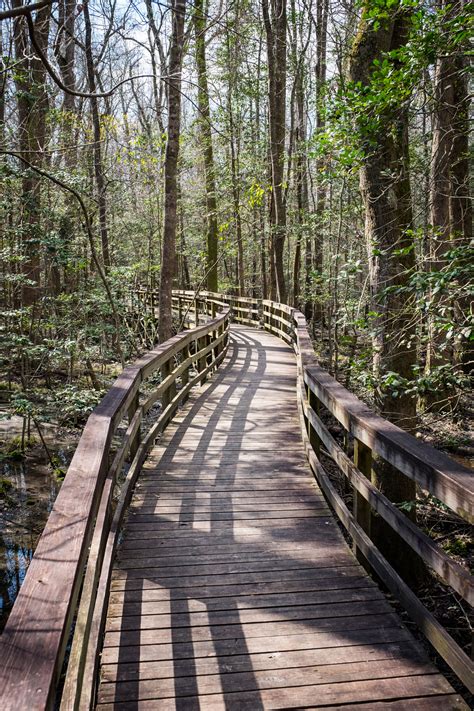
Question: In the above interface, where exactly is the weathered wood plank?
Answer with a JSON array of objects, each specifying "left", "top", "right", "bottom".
[
  {"left": 97, "top": 658, "right": 439, "bottom": 704},
  {"left": 114, "top": 546, "right": 353, "bottom": 571},
  {"left": 316, "top": 698, "right": 468, "bottom": 711},
  {"left": 101, "top": 622, "right": 413, "bottom": 664},
  {"left": 99, "top": 639, "right": 428, "bottom": 680},
  {"left": 106, "top": 585, "right": 381, "bottom": 621},
  {"left": 128, "top": 500, "right": 327, "bottom": 514},
  {"left": 109, "top": 563, "right": 361, "bottom": 592},
  {"left": 102, "top": 612, "right": 399, "bottom": 655},
  {"left": 120, "top": 516, "right": 337, "bottom": 541},
  {"left": 103, "top": 599, "right": 387, "bottom": 635},
  {"left": 109, "top": 555, "right": 363, "bottom": 581},
  {"left": 95, "top": 676, "right": 462, "bottom": 710},
  {"left": 107, "top": 573, "right": 374, "bottom": 607}
]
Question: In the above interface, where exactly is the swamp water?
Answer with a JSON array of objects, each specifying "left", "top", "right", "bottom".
[{"left": 0, "top": 419, "right": 77, "bottom": 630}]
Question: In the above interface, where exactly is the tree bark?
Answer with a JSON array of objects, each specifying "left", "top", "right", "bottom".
[
  {"left": 428, "top": 0, "right": 472, "bottom": 381},
  {"left": 262, "top": 0, "right": 287, "bottom": 303},
  {"left": 158, "top": 0, "right": 186, "bottom": 341},
  {"left": 350, "top": 4, "right": 423, "bottom": 584},
  {"left": 13, "top": 0, "right": 50, "bottom": 305},
  {"left": 52, "top": 0, "right": 76, "bottom": 293},
  {"left": 290, "top": 2, "right": 310, "bottom": 307},
  {"left": 83, "top": 0, "right": 110, "bottom": 270},
  {"left": 194, "top": 0, "right": 219, "bottom": 292},
  {"left": 225, "top": 20, "right": 245, "bottom": 295},
  {"left": 311, "top": 0, "right": 328, "bottom": 322}
]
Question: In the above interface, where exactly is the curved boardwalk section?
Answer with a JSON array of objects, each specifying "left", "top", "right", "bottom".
[{"left": 97, "top": 327, "right": 465, "bottom": 709}]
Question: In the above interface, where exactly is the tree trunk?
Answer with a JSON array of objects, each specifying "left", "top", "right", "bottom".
[
  {"left": 83, "top": 0, "right": 110, "bottom": 270},
  {"left": 349, "top": 4, "right": 423, "bottom": 585},
  {"left": 194, "top": 0, "right": 219, "bottom": 292},
  {"left": 13, "top": 1, "right": 50, "bottom": 306},
  {"left": 262, "top": 0, "right": 287, "bottom": 303},
  {"left": 158, "top": 0, "right": 186, "bottom": 341},
  {"left": 312, "top": 0, "right": 328, "bottom": 322},
  {"left": 226, "top": 24, "right": 245, "bottom": 296},
  {"left": 292, "top": 40, "right": 309, "bottom": 307},
  {"left": 428, "top": 0, "right": 472, "bottom": 383},
  {"left": 52, "top": 0, "right": 77, "bottom": 294}
]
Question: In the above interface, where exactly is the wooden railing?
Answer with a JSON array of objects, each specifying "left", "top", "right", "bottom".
[
  {"left": 0, "top": 293, "right": 229, "bottom": 711},
  {"left": 138, "top": 289, "right": 474, "bottom": 692},
  {"left": 289, "top": 308, "right": 473, "bottom": 693},
  {"left": 134, "top": 288, "right": 260, "bottom": 329}
]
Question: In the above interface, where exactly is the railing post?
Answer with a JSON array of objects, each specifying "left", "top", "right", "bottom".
[
  {"left": 178, "top": 296, "right": 183, "bottom": 327},
  {"left": 213, "top": 326, "right": 221, "bottom": 364},
  {"left": 127, "top": 391, "right": 141, "bottom": 460},
  {"left": 161, "top": 359, "right": 176, "bottom": 410},
  {"left": 353, "top": 438, "right": 373, "bottom": 562},
  {"left": 307, "top": 386, "right": 322, "bottom": 458},
  {"left": 198, "top": 335, "right": 207, "bottom": 384},
  {"left": 206, "top": 332, "right": 213, "bottom": 370},
  {"left": 263, "top": 302, "right": 269, "bottom": 332},
  {"left": 181, "top": 342, "right": 190, "bottom": 403}
]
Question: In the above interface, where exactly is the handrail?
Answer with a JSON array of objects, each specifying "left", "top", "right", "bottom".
[
  {"left": 0, "top": 294, "right": 230, "bottom": 711},
  {"left": 138, "top": 289, "right": 473, "bottom": 691}
]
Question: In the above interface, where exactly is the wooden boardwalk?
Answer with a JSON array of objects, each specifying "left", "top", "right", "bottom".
[{"left": 96, "top": 326, "right": 466, "bottom": 709}]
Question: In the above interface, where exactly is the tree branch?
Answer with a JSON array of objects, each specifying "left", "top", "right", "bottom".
[
  {"left": 0, "top": 0, "right": 55, "bottom": 22},
  {"left": 26, "top": 12, "right": 154, "bottom": 98}
]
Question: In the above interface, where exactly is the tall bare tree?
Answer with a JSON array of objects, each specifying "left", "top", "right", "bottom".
[
  {"left": 194, "top": 0, "right": 218, "bottom": 292},
  {"left": 262, "top": 0, "right": 287, "bottom": 303},
  {"left": 83, "top": 0, "right": 110, "bottom": 269},
  {"left": 13, "top": 0, "right": 50, "bottom": 305},
  {"left": 158, "top": 0, "right": 186, "bottom": 341}
]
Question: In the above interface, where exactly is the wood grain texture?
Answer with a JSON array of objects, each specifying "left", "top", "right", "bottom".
[{"left": 96, "top": 326, "right": 465, "bottom": 710}]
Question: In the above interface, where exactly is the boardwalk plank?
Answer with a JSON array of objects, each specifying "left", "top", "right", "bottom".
[
  {"left": 97, "top": 658, "right": 438, "bottom": 704},
  {"left": 96, "top": 676, "right": 459, "bottom": 710},
  {"left": 104, "top": 599, "right": 389, "bottom": 634},
  {"left": 106, "top": 576, "right": 377, "bottom": 611},
  {"left": 109, "top": 563, "right": 362, "bottom": 591},
  {"left": 100, "top": 639, "right": 429, "bottom": 680},
  {"left": 101, "top": 623, "right": 413, "bottom": 665},
  {"left": 102, "top": 612, "right": 401, "bottom": 653}
]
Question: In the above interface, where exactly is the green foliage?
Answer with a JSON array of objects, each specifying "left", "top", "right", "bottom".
[
  {"left": 0, "top": 477, "right": 13, "bottom": 494},
  {"left": 442, "top": 537, "right": 470, "bottom": 557},
  {"left": 53, "top": 385, "right": 106, "bottom": 426},
  {"left": 397, "top": 499, "right": 417, "bottom": 513},
  {"left": 1, "top": 433, "right": 38, "bottom": 459}
]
